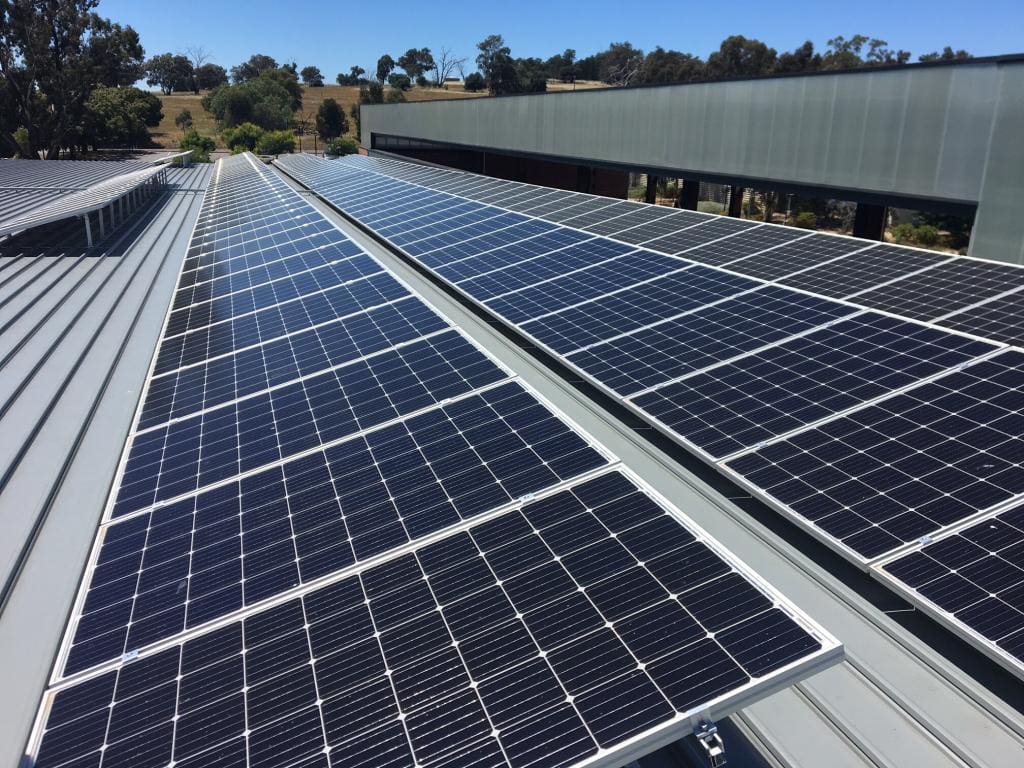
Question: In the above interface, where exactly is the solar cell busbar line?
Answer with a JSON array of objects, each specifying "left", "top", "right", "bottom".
[
  {"left": 275, "top": 151, "right": 1024, "bottom": 682},
  {"left": 24, "top": 153, "right": 840, "bottom": 768}
]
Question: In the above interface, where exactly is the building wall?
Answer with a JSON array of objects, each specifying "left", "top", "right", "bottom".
[{"left": 361, "top": 58, "right": 1024, "bottom": 264}]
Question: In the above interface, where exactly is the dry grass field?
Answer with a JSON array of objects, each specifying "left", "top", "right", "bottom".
[{"left": 150, "top": 80, "right": 606, "bottom": 148}]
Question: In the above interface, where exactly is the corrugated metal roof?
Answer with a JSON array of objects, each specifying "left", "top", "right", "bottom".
[{"left": 0, "top": 164, "right": 211, "bottom": 768}]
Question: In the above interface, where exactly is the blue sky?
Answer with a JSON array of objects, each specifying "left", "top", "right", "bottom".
[{"left": 104, "top": 0, "right": 1023, "bottom": 80}]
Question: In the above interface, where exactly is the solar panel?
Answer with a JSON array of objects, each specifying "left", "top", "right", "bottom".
[
  {"left": 875, "top": 500, "right": 1024, "bottom": 677},
  {"left": 850, "top": 259, "right": 1024, "bottom": 320},
  {"left": 566, "top": 287, "right": 860, "bottom": 396},
  {"left": 723, "top": 234, "right": 875, "bottom": 280},
  {"left": 596, "top": 208, "right": 709, "bottom": 243},
  {"left": 724, "top": 349, "right": 1024, "bottom": 563},
  {"left": 278, "top": 154, "right": 1023, "bottom": 581},
  {"left": 776, "top": 244, "right": 951, "bottom": 298},
  {"left": 35, "top": 469, "right": 838, "bottom": 768},
  {"left": 28, "top": 153, "right": 840, "bottom": 768},
  {"left": 938, "top": 288, "right": 1024, "bottom": 348},
  {"left": 638, "top": 217, "right": 759, "bottom": 256},
  {"left": 633, "top": 313, "right": 996, "bottom": 459}
]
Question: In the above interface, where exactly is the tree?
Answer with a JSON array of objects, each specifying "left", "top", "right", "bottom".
[
  {"left": 476, "top": 34, "right": 519, "bottom": 95},
  {"left": 376, "top": 54, "right": 395, "bottom": 83},
  {"left": 231, "top": 53, "right": 278, "bottom": 83},
  {"left": 145, "top": 53, "right": 193, "bottom": 95},
  {"left": 463, "top": 72, "right": 485, "bottom": 92},
  {"left": 326, "top": 136, "right": 358, "bottom": 156},
  {"left": 87, "top": 20, "right": 145, "bottom": 87},
  {"left": 0, "top": 1, "right": 147, "bottom": 158},
  {"left": 919, "top": 47, "right": 972, "bottom": 62},
  {"left": 775, "top": 41, "right": 821, "bottom": 74},
  {"left": 179, "top": 130, "right": 215, "bottom": 162},
  {"left": 545, "top": 48, "right": 576, "bottom": 82},
  {"left": 359, "top": 81, "right": 384, "bottom": 104},
  {"left": 222, "top": 122, "right": 263, "bottom": 152},
  {"left": 705, "top": 36, "right": 777, "bottom": 79},
  {"left": 384, "top": 87, "right": 406, "bottom": 103},
  {"left": 256, "top": 129, "right": 295, "bottom": 155},
  {"left": 84, "top": 86, "right": 162, "bottom": 148},
  {"left": 640, "top": 47, "right": 703, "bottom": 84},
  {"left": 301, "top": 65, "right": 324, "bottom": 86},
  {"left": 349, "top": 102, "right": 360, "bottom": 134},
  {"left": 203, "top": 69, "right": 298, "bottom": 130},
  {"left": 599, "top": 42, "right": 645, "bottom": 85},
  {"left": 398, "top": 47, "right": 434, "bottom": 80},
  {"left": 185, "top": 46, "right": 212, "bottom": 93},
  {"left": 432, "top": 47, "right": 466, "bottom": 85},
  {"left": 516, "top": 58, "right": 547, "bottom": 93},
  {"left": 315, "top": 98, "right": 348, "bottom": 139},
  {"left": 195, "top": 63, "right": 228, "bottom": 90},
  {"left": 175, "top": 109, "right": 193, "bottom": 132},
  {"left": 388, "top": 73, "right": 411, "bottom": 90},
  {"left": 335, "top": 65, "right": 367, "bottom": 85}
]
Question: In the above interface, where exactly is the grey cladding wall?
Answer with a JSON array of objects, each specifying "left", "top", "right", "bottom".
[{"left": 361, "top": 59, "right": 1024, "bottom": 264}]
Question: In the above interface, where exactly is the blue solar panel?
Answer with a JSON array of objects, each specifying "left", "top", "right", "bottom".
[
  {"left": 568, "top": 287, "right": 857, "bottom": 396},
  {"left": 40, "top": 470, "right": 833, "bottom": 768},
  {"left": 726, "top": 350, "right": 1024, "bottom": 561},
  {"left": 634, "top": 313, "right": 996, "bottom": 459}
]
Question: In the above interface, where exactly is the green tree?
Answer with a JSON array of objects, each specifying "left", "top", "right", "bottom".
[
  {"left": 463, "top": 72, "right": 485, "bottom": 92},
  {"left": 315, "top": 98, "right": 348, "bottom": 139},
  {"left": 919, "top": 47, "right": 972, "bottom": 62},
  {"left": 398, "top": 47, "right": 434, "bottom": 80},
  {"left": 231, "top": 53, "right": 278, "bottom": 83},
  {"left": 300, "top": 65, "right": 324, "bottom": 86},
  {"left": 376, "top": 54, "right": 395, "bottom": 83},
  {"left": 775, "top": 41, "right": 821, "bottom": 74},
  {"left": 325, "top": 136, "right": 358, "bottom": 156},
  {"left": 0, "top": 0, "right": 145, "bottom": 158},
  {"left": 349, "top": 102, "right": 360, "bottom": 134},
  {"left": 359, "top": 81, "right": 384, "bottom": 104},
  {"left": 180, "top": 130, "right": 215, "bottom": 162},
  {"left": 545, "top": 48, "right": 576, "bottom": 82},
  {"left": 640, "top": 47, "right": 704, "bottom": 84},
  {"left": 84, "top": 86, "right": 162, "bottom": 148},
  {"left": 598, "top": 42, "right": 645, "bottom": 85},
  {"left": 256, "top": 129, "right": 295, "bottom": 155},
  {"left": 335, "top": 65, "right": 367, "bottom": 85},
  {"left": 175, "top": 109, "right": 193, "bottom": 132},
  {"left": 388, "top": 73, "right": 411, "bottom": 90},
  {"left": 476, "top": 34, "right": 519, "bottom": 95},
  {"left": 516, "top": 58, "right": 547, "bottom": 93},
  {"left": 195, "top": 63, "right": 228, "bottom": 90},
  {"left": 203, "top": 69, "right": 297, "bottom": 130},
  {"left": 705, "top": 36, "right": 777, "bottom": 79},
  {"left": 145, "top": 53, "right": 193, "bottom": 94},
  {"left": 222, "top": 122, "right": 263, "bottom": 152}
]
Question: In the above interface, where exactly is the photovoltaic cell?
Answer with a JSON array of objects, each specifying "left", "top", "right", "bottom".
[
  {"left": 776, "top": 244, "right": 950, "bottom": 298},
  {"left": 851, "top": 259, "right": 1024, "bottom": 321},
  {"left": 724, "top": 234, "right": 874, "bottom": 280},
  {"left": 141, "top": 297, "right": 448, "bottom": 429},
  {"left": 678, "top": 225, "right": 810, "bottom": 267},
  {"left": 939, "top": 289, "right": 1024, "bottom": 348},
  {"left": 566, "top": 287, "right": 859, "bottom": 396},
  {"left": 486, "top": 250, "right": 689, "bottom": 324},
  {"left": 879, "top": 502, "right": 1024, "bottom": 675},
  {"left": 39, "top": 470, "right": 831, "bottom": 768},
  {"left": 600, "top": 208, "right": 709, "bottom": 243},
  {"left": 519, "top": 266, "right": 761, "bottom": 354},
  {"left": 725, "top": 350, "right": 1024, "bottom": 561},
  {"left": 634, "top": 313, "right": 996, "bottom": 458},
  {"left": 638, "top": 217, "right": 759, "bottom": 256}
]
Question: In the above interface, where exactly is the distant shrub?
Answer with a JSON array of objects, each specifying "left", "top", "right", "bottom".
[
  {"left": 463, "top": 72, "right": 485, "bottom": 92},
  {"left": 179, "top": 130, "right": 216, "bottom": 162},
  {"left": 222, "top": 122, "right": 263, "bottom": 152},
  {"left": 387, "top": 73, "right": 412, "bottom": 91},
  {"left": 325, "top": 136, "right": 359, "bottom": 157},
  {"left": 384, "top": 87, "right": 406, "bottom": 103},
  {"left": 255, "top": 129, "right": 296, "bottom": 155},
  {"left": 415, "top": 74, "right": 429, "bottom": 88},
  {"left": 891, "top": 222, "right": 940, "bottom": 247},
  {"left": 791, "top": 211, "right": 817, "bottom": 229}
]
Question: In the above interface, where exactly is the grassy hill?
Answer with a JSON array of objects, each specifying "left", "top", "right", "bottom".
[{"left": 151, "top": 80, "right": 604, "bottom": 149}]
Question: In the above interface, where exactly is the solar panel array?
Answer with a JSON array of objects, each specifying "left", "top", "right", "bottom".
[
  {"left": 275, "top": 152, "right": 1024, "bottom": 677},
  {"left": 27, "top": 152, "right": 840, "bottom": 768}
]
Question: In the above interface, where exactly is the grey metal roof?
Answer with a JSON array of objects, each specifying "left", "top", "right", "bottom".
[{"left": 0, "top": 163, "right": 210, "bottom": 768}]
